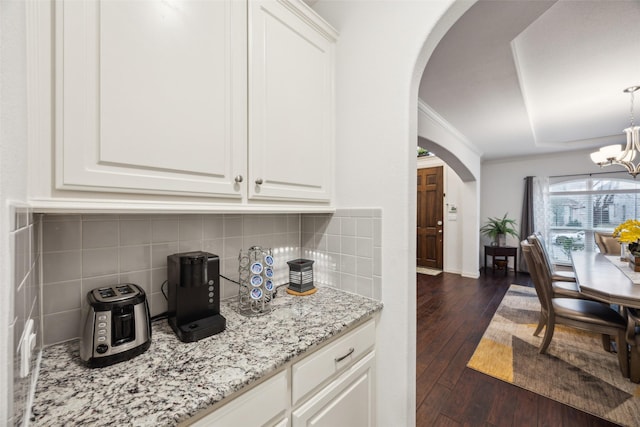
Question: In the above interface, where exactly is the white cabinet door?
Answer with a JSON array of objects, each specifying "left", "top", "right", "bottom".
[
  {"left": 248, "top": 0, "right": 336, "bottom": 202},
  {"left": 57, "top": 0, "right": 247, "bottom": 198},
  {"left": 292, "top": 351, "right": 375, "bottom": 427}
]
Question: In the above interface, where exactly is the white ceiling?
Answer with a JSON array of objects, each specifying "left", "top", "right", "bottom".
[{"left": 418, "top": 0, "right": 640, "bottom": 161}]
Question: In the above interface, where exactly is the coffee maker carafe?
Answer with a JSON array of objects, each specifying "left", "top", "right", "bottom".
[{"left": 167, "top": 251, "right": 226, "bottom": 342}]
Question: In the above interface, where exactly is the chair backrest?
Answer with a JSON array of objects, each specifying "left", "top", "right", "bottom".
[
  {"left": 595, "top": 232, "right": 620, "bottom": 255},
  {"left": 527, "top": 233, "right": 555, "bottom": 279},
  {"left": 521, "top": 240, "right": 553, "bottom": 313}
]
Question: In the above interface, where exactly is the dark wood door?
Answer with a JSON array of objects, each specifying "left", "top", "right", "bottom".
[{"left": 417, "top": 166, "right": 443, "bottom": 268}]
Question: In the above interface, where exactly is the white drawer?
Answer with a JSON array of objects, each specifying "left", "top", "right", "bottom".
[
  {"left": 292, "top": 319, "right": 375, "bottom": 405},
  {"left": 188, "top": 369, "right": 288, "bottom": 427}
]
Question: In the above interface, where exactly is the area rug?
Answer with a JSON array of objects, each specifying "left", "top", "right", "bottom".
[
  {"left": 467, "top": 284, "right": 640, "bottom": 426},
  {"left": 417, "top": 266, "right": 442, "bottom": 276}
]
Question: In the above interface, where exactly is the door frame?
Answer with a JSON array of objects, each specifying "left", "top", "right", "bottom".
[{"left": 417, "top": 155, "right": 446, "bottom": 270}]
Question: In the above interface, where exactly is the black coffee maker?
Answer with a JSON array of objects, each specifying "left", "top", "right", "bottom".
[{"left": 167, "top": 251, "right": 226, "bottom": 342}]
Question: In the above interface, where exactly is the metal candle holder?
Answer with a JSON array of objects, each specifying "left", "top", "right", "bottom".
[{"left": 287, "top": 259, "right": 315, "bottom": 293}]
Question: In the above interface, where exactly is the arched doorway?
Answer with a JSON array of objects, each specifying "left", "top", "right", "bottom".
[{"left": 309, "top": 1, "right": 480, "bottom": 425}]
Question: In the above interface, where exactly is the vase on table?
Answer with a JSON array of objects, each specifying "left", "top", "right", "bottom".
[{"left": 621, "top": 243, "right": 628, "bottom": 262}]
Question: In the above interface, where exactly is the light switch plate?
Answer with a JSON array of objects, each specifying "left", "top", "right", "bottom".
[{"left": 20, "top": 318, "right": 35, "bottom": 378}]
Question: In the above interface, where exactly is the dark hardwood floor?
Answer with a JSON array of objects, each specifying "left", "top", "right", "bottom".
[{"left": 416, "top": 269, "right": 621, "bottom": 427}]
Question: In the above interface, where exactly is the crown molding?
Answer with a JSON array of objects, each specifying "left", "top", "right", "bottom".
[
  {"left": 278, "top": 0, "right": 339, "bottom": 42},
  {"left": 417, "top": 99, "right": 483, "bottom": 157}
]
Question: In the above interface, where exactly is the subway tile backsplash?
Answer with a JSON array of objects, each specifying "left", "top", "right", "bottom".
[
  {"left": 302, "top": 208, "right": 382, "bottom": 300},
  {"left": 37, "top": 209, "right": 382, "bottom": 346},
  {"left": 40, "top": 214, "right": 301, "bottom": 346},
  {"left": 10, "top": 205, "right": 41, "bottom": 426}
]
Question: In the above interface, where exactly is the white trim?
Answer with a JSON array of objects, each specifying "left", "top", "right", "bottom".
[
  {"left": 461, "top": 271, "right": 481, "bottom": 279},
  {"left": 278, "top": 0, "right": 339, "bottom": 41},
  {"left": 26, "top": 0, "right": 53, "bottom": 200},
  {"left": 417, "top": 99, "right": 483, "bottom": 157},
  {"left": 28, "top": 197, "right": 335, "bottom": 214}
]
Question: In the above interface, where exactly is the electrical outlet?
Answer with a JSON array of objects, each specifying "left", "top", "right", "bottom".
[{"left": 20, "top": 318, "right": 36, "bottom": 378}]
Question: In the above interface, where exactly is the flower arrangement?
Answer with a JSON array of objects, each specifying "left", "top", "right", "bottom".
[{"left": 613, "top": 219, "right": 640, "bottom": 243}]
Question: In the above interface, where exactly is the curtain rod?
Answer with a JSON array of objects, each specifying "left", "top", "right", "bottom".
[{"left": 545, "top": 170, "right": 631, "bottom": 179}]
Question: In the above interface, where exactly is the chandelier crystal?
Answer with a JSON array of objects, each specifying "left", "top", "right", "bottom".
[{"left": 591, "top": 86, "right": 640, "bottom": 177}]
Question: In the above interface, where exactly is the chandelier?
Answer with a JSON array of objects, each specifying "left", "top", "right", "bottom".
[{"left": 590, "top": 86, "right": 640, "bottom": 177}]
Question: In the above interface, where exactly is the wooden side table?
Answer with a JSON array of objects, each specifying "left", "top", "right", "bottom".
[{"left": 484, "top": 245, "right": 518, "bottom": 275}]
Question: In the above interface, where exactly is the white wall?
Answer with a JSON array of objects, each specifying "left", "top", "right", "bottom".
[
  {"left": 1, "top": 0, "right": 30, "bottom": 423},
  {"left": 481, "top": 148, "right": 607, "bottom": 262},
  {"left": 312, "top": 1, "right": 457, "bottom": 425}
]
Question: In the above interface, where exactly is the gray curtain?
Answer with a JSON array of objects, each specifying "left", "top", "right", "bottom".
[{"left": 520, "top": 176, "right": 535, "bottom": 272}]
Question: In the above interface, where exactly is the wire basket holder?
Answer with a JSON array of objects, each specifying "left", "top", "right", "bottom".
[{"left": 237, "top": 246, "right": 275, "bottom": 316}]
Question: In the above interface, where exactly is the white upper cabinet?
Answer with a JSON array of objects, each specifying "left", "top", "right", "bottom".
[
  {"left": 28, "top": 0, "right": 336, "bottom": 212},
  {"left": 248, "top": 0, "right": 336, "bottom": 202},
  {"left": 57, "top": 0, "right": 247, "bottom": 199}
]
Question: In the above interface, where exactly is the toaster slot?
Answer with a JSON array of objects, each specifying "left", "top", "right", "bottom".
[
  {"left": 98, "top": 288, "right": 116, "bottom": 299},
  {"left": 113, "top": 305, "right": 135, "bottom": 346},
  {"left": 116, "top": 285, "right": 135, "bottom": 295}
]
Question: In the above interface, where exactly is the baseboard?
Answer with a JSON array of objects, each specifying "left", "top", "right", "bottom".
[{"left": 462, "top": 270, "right": 480, "bottom": 279}]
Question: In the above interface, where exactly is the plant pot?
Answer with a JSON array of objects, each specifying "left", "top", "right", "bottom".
[{"left": 496, "top": 234, "right": 506, "bottom": 247}]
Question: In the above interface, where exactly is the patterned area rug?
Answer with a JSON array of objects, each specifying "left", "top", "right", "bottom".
[
  {"left": 468, "top": 284, "right": 640, "bottom": 426},
  {"left": 417, "top": 266, "right": 442, "bottom": 276}
]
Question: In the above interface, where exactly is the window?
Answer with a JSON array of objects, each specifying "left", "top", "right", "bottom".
[{"left": 546, "top": 175, "right": 640, "bottom": 264}]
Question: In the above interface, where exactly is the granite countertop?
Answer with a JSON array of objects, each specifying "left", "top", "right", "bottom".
[{"left": 32, "top": 286, "right": 383, "bottom": 426}]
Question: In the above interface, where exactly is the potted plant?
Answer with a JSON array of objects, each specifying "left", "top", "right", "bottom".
[{"left": 480, "top": 213, "right": 519, "bottom": 246}]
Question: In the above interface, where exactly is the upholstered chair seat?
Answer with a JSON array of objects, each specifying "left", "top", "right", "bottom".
[{"left": 553, "top": 298, "right": 627, "bottom": 328}]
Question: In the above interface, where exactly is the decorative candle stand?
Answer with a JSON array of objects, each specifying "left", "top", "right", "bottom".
[
  {"left": 237, "top": 246, "right": 275, "bottom": 316},
  {"left": 287, "top": 259, "right": 316, "bottom": 296}
]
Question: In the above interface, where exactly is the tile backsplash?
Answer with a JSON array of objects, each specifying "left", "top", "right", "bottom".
[
  {"left": 10, "top": 205, "right": 41, "bottom": 426},
  {"left": 301, "top": 209, "right": 382, "bottom": 300},
  {"left": 40, "top": 214, "right": 301, "bottom": 346}
]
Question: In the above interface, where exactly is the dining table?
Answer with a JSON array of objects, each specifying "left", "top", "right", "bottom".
[{"left": 571, "top": 251, "right": 640, "bottom": 382}]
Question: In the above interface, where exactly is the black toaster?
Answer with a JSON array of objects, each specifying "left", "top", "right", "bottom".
[{"left": 80, "top": 283, "right": 151, "bottom": 368}]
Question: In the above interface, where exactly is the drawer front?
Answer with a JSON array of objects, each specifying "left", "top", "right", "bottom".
[
  {"left": 292, "top": 351, "right": 375, "bottom": 427},
  {"left": 189, "top": 369, "right": 288, "bottom": 427},
  {"left": 292, "top": 319, "right": 375, "bottom": 405}
]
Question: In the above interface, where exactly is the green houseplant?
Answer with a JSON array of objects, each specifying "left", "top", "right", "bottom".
[{"left": 480, "top": 213, "right": 519, "bottom": 246}]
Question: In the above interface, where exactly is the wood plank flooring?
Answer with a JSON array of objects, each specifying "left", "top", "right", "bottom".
[{"left": 416, "top": 270, "right": 621, "bottom": 427}]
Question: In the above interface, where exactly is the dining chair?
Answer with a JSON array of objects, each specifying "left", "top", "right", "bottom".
[
  {"left": 521, "top": 240, "right": 629, "bottom": 377},
  {"left": 528, "top": 233, "right": 576, "bottom": 282},
  {"left": 528, "top": 233, "right": 591, "bottom": 300},
  {"left": 595, "top": 232, "right": 621, "bottom": 255},
  {"left": 625, "top": 308, "right": 640, "bottom": 382}
]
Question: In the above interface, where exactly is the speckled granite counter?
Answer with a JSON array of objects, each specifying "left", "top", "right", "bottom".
[{"left": 31, "top": 286, "right": 383, "bottom": 426}]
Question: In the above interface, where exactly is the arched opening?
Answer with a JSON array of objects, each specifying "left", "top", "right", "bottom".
[{"left": 413, "top": 1, "right": 481, "bottom": 280}]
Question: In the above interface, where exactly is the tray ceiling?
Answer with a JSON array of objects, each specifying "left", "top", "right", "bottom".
[{"left": 418, "top": 0, "right": 640, "bottom": 161}]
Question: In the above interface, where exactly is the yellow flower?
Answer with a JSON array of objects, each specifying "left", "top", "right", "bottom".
[{"left": 613, "top": 219, "right": 640, "bottom": 243}]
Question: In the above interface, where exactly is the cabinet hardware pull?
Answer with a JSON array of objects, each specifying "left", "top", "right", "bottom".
[
  {"left": 334, "top": 347, "right": 355, "bottom": 363},
  {"left": 234, "top": 175, "right": 243, "bottom": 183},
  {"left": 255, "top": 178, "right": 264, "bottom": 185}
]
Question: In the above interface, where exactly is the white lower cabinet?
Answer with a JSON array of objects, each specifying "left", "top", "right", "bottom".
[
  {"left": 186, "top": 319, "right": 376, "bottom": 426},
  {"left": 292, "top": 351, "right": 375, "bottom": 427}
]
